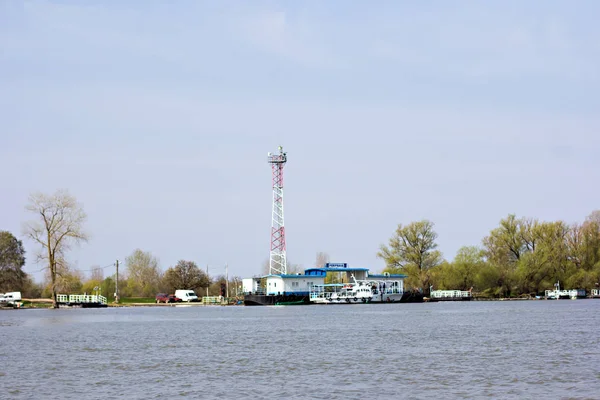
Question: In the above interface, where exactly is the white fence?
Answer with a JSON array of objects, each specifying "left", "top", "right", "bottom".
[{"left": 430, "top": 290, "right": 471, "bottom": 299}]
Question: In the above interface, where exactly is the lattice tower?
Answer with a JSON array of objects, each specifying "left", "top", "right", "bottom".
[{"left": 267, "top": 146, "right": 287, "bottom": 275}]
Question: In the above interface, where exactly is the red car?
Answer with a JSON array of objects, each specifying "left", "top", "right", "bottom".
[
  {"left": 168, "top": 294, "right": 182, "bottom": 303},
  {"left": 155, "top": 293, "right": 182, "bottom": 303}
]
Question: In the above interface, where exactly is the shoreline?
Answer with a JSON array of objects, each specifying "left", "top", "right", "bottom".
[{"left": 4, "top": 296, "right": 599, "bottom": 309}]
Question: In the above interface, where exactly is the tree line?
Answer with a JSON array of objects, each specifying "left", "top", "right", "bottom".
[
  {"left": 0, "top": 190, "right": 239, "bottom": 308},
  {"left": 378, "top": 211, "right": 600, "bottom": 297},
  {"left": 2, "top": 189, "right": 598, "bottom": 304}
]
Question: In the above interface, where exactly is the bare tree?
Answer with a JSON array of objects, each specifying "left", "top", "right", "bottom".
[
  {"left": 125, "top": 249, "right": 162, "bottom": 297},
  {"left": 23, "top": 190, "right": 88, "bottom": 308},
  {"left": 162, "top": 260, "right": 210, "bottom": 293},
  {"left": 315, "top": 252, "right": 330, "bottom": 268},
  {"left": 90, "top": 266, "right": 104, "bottom": 282},
  {"left": 261, "top": 258, "right": 270, "bottom": 275}
]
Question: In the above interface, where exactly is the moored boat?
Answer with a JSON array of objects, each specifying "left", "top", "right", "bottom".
[
  {"left": 544, "top": 281, "right": 586, "bottom": 300},
  {"left": 326, "top": 280, "right": 373, "bottom": 304},
  {"left": 56, "top": 294, "right": 108, "bottom": 308},
  {"left": 244, "top": 263, "right": 424, "bottom": 306}
]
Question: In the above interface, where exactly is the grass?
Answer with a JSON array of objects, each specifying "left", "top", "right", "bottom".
[
  {"left": 19, "top": 300, "right": 53, "bottom": 309},
  {"left": 118, "top": 297, "right": 156, "bottom": 304}
]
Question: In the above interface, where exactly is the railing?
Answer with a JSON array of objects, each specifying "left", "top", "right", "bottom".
[
  {"left": 430, "top": 290, "right": 471, "bottom": 299},
  {"left": 545, "top": 289, "right": 586, "bottom": 298},
  {"left": 202, "top": 296, "right": 222, "bottom": 305},
  {"left": 56, "top": 294, "right": 108, "bottom": 304}
]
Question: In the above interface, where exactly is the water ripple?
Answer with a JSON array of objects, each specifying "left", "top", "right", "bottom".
[{"left": 1, "top": 302, "right": 599, "bottom": 399}]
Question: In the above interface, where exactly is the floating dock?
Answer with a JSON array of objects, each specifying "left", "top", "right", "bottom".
[
  {"left": 56, "top": 294, "right": 108, "bottom": 308},
  {"left": 429, "top": 290, "right": 472, "bottom": 302}
]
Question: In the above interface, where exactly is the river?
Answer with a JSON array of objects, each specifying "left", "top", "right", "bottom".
[{"left": 1, "top": 300, "right": 598, "bottom": 399}]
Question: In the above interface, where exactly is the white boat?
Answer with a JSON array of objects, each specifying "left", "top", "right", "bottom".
[
  {"left": 544, "top": 281, "right": 586, "bottom": 300},
  {"left": 310, "top": 275, "right": 373, "bottom": 304},
  {"left": 329, "top": 281, "right": 373, "bottom": 303},
  {"left": 362, "top": 280, "right": 405, "bottom": 303},
  {"left": 309, "top": 275, "right": 414, "bottom": 304}
]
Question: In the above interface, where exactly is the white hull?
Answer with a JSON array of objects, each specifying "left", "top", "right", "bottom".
[{"left": 369, "top": 293, "right": 404, "bottom": 303}]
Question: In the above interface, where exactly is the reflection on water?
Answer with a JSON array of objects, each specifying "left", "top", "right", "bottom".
[{"left": 1, "top": 301, "right": 599, "bottom": 399}]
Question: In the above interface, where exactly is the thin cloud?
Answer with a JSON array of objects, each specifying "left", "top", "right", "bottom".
[{"left": 230, "top": 9, "right": 344, "bottom": 69}]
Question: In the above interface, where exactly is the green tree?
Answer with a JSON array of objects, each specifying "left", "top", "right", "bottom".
[
  {"left": 125, "top": 249, "right": 162, "bottom": 297},
  {"left": 23, "top": 190, "right": 88, "bottom": 308},
  {"left": 42, "top": 268, "right": 84, "bottom": 297},
  {"left": 434, "top": 246, "right": 486, "bottom": 291},
  {"left": 482, "top": 214, "right": 530, "bottom": 297},
  {"left": 81, "top": 265, "right": 104, "bottom": 297},
  {"left": 101, "top": 276, "right": 116, "bottom": 301},
  {"left": 0, "top": 231, "right": 27, "bottom": 292},
  {"left": 377, "top": 220, "right": 442, "bottom": 293},
  {"left": 162, "top": 260, "right": 210, "bottom": 293},
  {"left": 21, "top": 276, "right": 43, "bottom": 298},
  {"left": 483, "top": 214, "right": 526, "bottom": 266},
  {"left": 515, "top": 221, "right": 569, "bottom": 295}
]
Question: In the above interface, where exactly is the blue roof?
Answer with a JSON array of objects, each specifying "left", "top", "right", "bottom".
[
  {"left": 305, "top": 267, "right": 369, "bottom": 272},
  {"left": 258, "top": 267, "right": 399, "bottom": 279}
]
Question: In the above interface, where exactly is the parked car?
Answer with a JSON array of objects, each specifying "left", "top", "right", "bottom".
[
  {"left": 168, "top": 294, "right": 182, "bottom": 303},
  {"left": 156, "top": 293, "right": 183, "bottom": 303},
  {"left": 155, "top": 293, "right": 169, "bottom": 303}
]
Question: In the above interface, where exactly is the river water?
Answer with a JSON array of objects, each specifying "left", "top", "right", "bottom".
[{"left": 1, "top": 300, "right": 599, "bottom": 399}]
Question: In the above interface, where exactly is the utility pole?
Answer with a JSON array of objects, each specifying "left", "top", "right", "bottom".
[
  {"left": 225, "top": 263, "right": 229, "bottom": 298},
  {"left": 115, "top": 259, "right": 119, "bottom": 304},
  {"left": 206, "top": 264, "right": 209, "bottom": 298}
]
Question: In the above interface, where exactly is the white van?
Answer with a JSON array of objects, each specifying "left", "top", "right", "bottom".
[
  {"left": 0, "top": 292, "right": 22, "bottom": 304},
  {"left": 175, "top": 290, "right": 198, "bottom": 302}
]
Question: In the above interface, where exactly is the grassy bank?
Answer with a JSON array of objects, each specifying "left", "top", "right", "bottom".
[{"left": 118, "top": 297, "right": 155, "bottom": 304}]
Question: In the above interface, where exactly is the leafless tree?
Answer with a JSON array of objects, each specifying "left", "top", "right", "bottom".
[
  {"left": 125, "top": 249, "right": 162, "bottom": 297},
  {"left": 90, "top": 266, "right": 104, "bottom": 282},
  {"left": 23, "top": 190, "right": 88, "bottom": 308},
  {"left": 315, "top": 252, "right": 330, "bottom": 268}
]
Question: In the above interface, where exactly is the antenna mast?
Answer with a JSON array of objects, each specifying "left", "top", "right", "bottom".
[{"left": 267, "top": 146, "right": 288, "bottom": 275}]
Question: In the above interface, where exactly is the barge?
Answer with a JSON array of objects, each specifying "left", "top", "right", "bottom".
[
  {"left": 243, "top": 263, "right": 424, "bottom": 306},
  {"left": 56, "top": 294, "right": 108, "bottom": 308}
]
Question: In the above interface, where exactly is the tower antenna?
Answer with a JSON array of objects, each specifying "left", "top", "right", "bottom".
[{"left": 267, "top": 146, "right": 288, "bottom": 275}]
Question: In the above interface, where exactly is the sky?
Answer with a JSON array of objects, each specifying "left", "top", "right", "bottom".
[{"left": 1, "top": 0, "right": 599, "bottom": 283}]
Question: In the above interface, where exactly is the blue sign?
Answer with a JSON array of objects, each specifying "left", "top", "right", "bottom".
[{"left": 325, "top": 263, "right": 347, "bottom": 268}]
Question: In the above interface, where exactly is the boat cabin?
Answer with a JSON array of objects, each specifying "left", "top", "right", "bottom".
[{"left": 243, "top": 270, "right": 326, "bottom": 296}]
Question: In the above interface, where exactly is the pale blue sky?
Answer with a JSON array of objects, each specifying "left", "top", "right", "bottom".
[{"left": 1, "top": 0, "right": 599, "bottom": 282}]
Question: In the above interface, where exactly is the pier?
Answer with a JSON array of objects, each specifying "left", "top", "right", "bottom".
[
  {"left": 429, "top": 290, "right": 472, "bottom": 301},
  {"left": 56, "top": 294, "right": 108, "bottom": 308}
]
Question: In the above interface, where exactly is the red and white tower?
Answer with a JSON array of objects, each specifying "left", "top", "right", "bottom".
[{"left": 268, "top": 146, "right": 287, "bottom": 275}]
